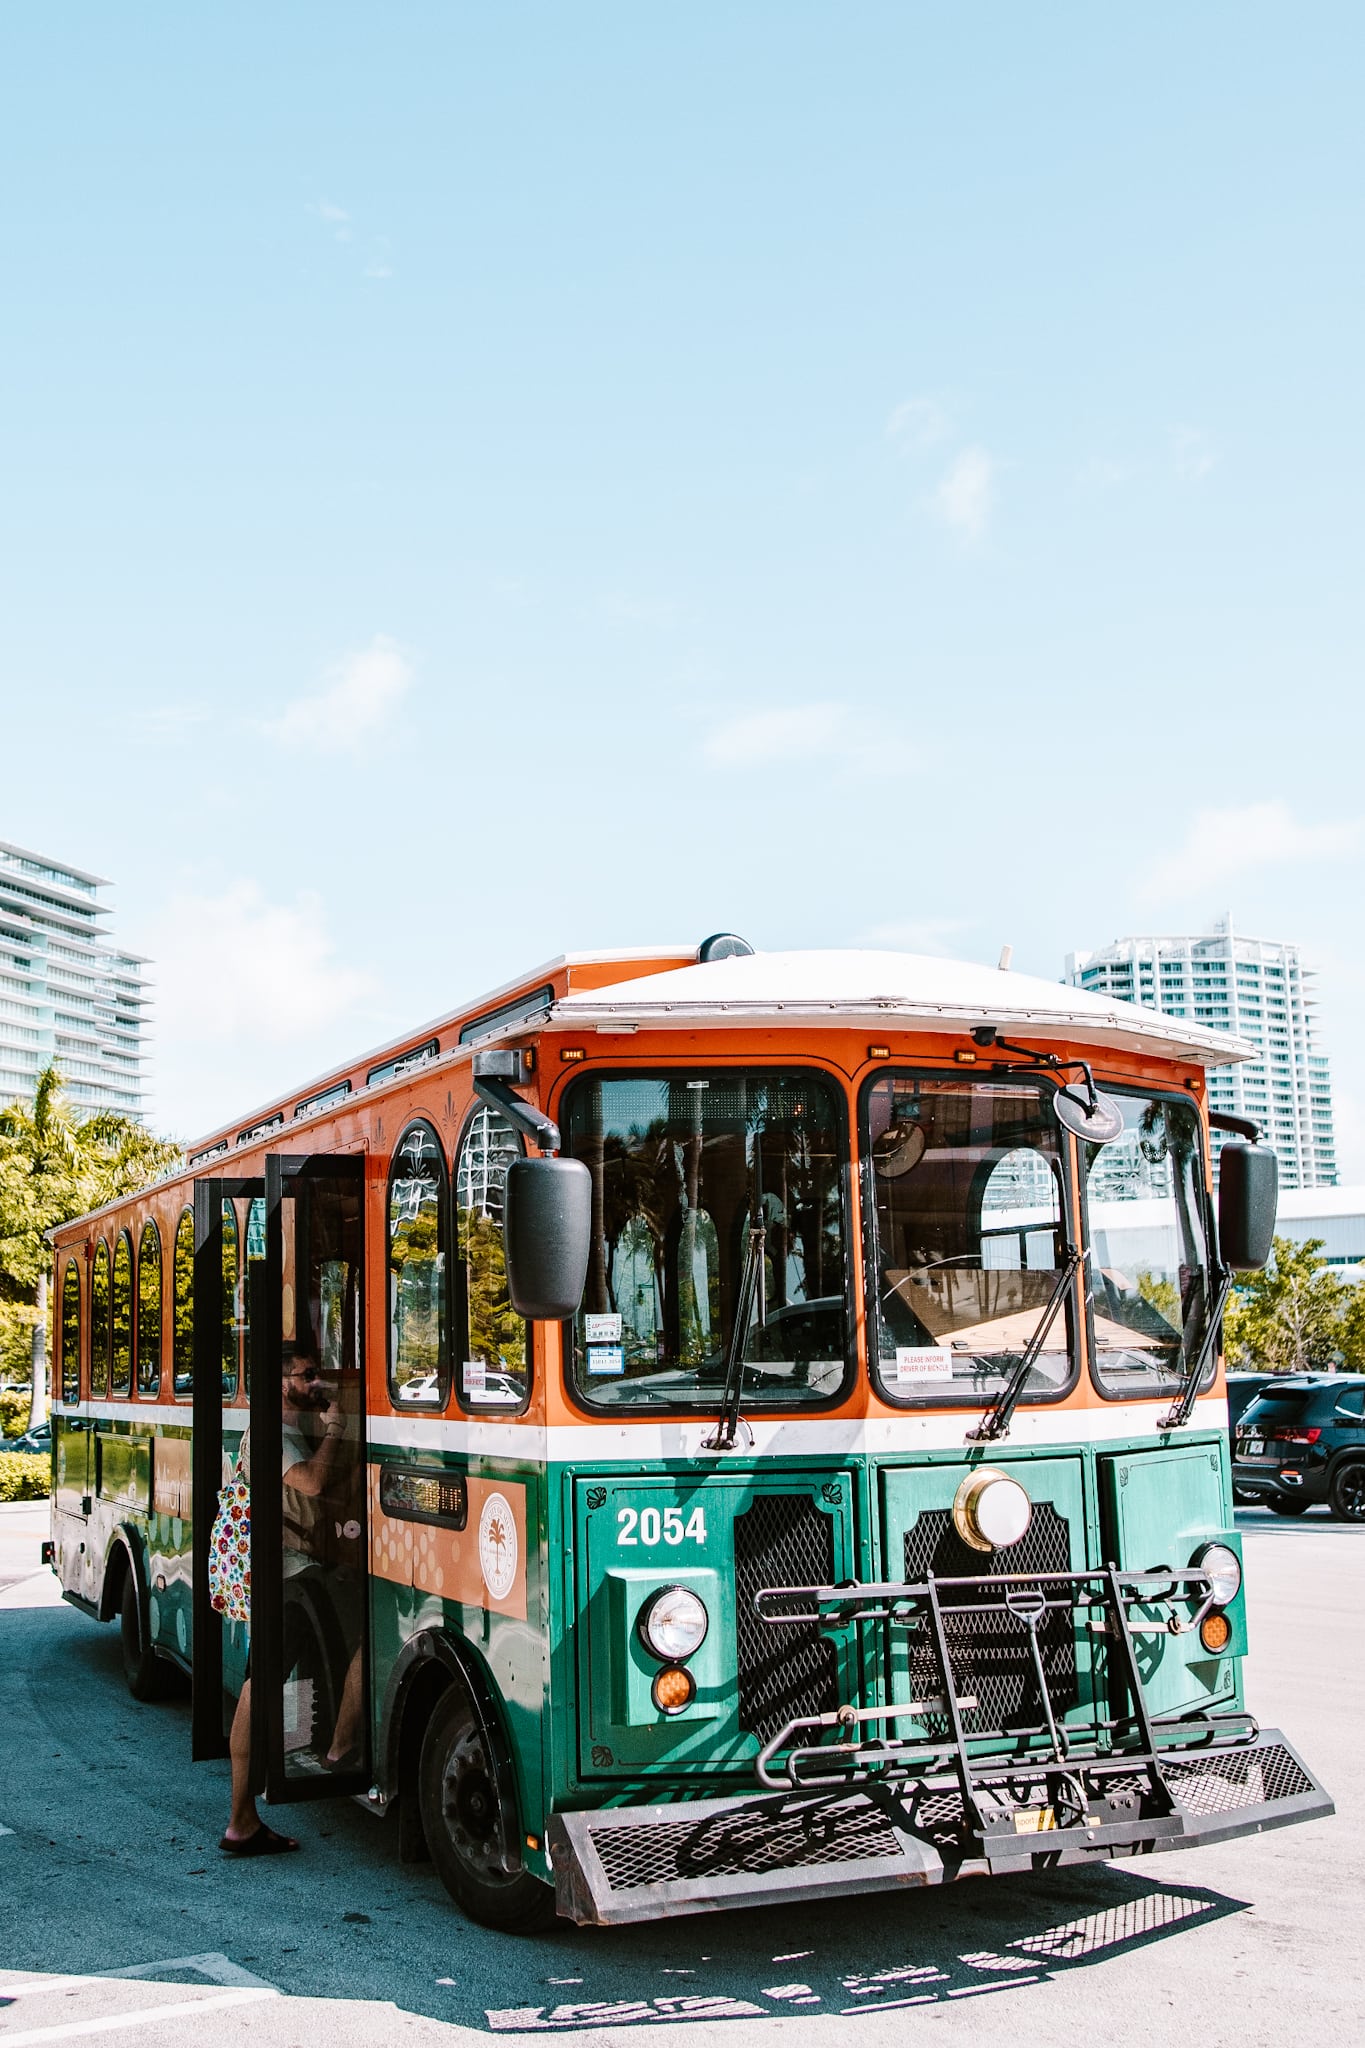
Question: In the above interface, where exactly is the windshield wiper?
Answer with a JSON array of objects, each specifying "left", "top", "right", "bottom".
[
  {"left": 1159, "top": 1265, "right": 1233, "bottom": 1429},
  {"left": 967, "top": 1244, "right": 1083, "bottom": 1443},
  {"left": 703, "top": 1220, "right": 766, "bottom": 1451}
]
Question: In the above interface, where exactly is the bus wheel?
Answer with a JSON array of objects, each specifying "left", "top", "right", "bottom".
[
  {"left": 1329, "top": 1462, "right": 1365, "bottom": 1522},
  {"left": 119, "top": 1571, "right": 172, "bottom": 1702},
  {"left": 419, "top": 1680, "right": 554, "bottom": 1932}
]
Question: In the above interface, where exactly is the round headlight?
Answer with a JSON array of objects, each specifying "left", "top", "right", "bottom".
[
  {"left": 1196, "top": 1542, "right": 1242, "bottom": 1608},
  {"left": 952, "top": 1469, "right": 1033, "bottom": 1553},
  {"left": 639, "top": 1585, "right": 709, "bottom": 1662}
]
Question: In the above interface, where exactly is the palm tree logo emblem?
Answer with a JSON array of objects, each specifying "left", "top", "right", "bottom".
[{"left": 478, "top": 1491, "right": 518, "bottom": 1600}]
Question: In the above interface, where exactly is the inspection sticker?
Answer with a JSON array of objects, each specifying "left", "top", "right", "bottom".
[
  {"left": 585, "top": 1313, "right": 622, "bottom": 1344},
  {"left": 587, "top": 1345, "right": 625, "bottom": 1376},
  {"left": 895, "top": 1347, "right": 953, "bottom": 1382}
]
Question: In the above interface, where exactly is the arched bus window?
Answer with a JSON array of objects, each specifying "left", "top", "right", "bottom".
[
  {"left": 111, "top": 1232, "right": 133, "bottom": 1396},
  {"left": 60, "top": 1260, "right": 82, "bottom": 1405},
  {"left": 221, "top": 1202, "right": 239, "bottom": 1398},
  {"left": 388, "top": 1121, "right": 449, "bottom": 1408},
  {"left": 455, "top": 1103, "right": 527, "bottom": 1410},
  {"left": 242, "top": 1197, "right": 265, "bottom": 1395},
  {"left": 173, "top": 1209, "right": 194, "bottom": 1396},
  {"left": 137, "top": 1221, "right": 161, "bottom": 1397},
  {"left": 90, "top": 1240, "right": 110, "bottom": 1396}
]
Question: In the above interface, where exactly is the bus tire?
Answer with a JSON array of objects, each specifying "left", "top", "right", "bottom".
[
  {"left": 418, "top": 1679, "right": 554, "bottom": 1933},
  {"left": 1329, "top": 1462, "right": 1365, "bottom": 1522},
  {"left": 119, "top": 1569, "right": 172, "bottom": 1702},
  {"left": 1266, "top": 1495, "right": 1311, "bottom": 1517}
]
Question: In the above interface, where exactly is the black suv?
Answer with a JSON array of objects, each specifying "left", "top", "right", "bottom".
[{"left": 1233, "top": 1375, "right": 1365, "bottom": 1519}]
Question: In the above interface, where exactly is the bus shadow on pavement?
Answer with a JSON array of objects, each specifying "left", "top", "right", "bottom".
[{"left": 421, "top": 1865, "right": 1249, "bottom": 2032}]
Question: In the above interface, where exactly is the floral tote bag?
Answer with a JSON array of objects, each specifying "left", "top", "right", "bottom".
[{"left": 207, "top": 1439, "right": 251, "bottom": 1625}]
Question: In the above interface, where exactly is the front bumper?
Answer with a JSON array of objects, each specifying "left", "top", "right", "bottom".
[
  {"left": 548, "top": 1729, "right": 1332, "bottom": 1924},
  {"left": 1232, "top": 1461, "right": 1325, "bottom": 1504}
]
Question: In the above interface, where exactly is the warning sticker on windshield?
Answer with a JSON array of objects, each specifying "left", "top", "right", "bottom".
[
  {"left": 585, "top": 1313, "right": 622, "bottom": 1344},
  {"left": 895, "top": 1347, "right": 953, "bottom": 1382},
  {"left": 587, "top": 1345, "right": 625, "bottom": 1376}
]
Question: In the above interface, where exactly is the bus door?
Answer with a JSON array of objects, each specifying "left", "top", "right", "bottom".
[
  {"left": 251, "top": 1153, "right": 369, "bottom": 1803},
  {"left": 190, "top": 1175, "right": 263, "bottom": 1761}
]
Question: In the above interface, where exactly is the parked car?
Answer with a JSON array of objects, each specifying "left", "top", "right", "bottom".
[
  {"left": 7, "top": 1419, "right": 51, "bottom": 1457},
  {"left": 1232, "top": 1375, "right": 1365, "bottom": 1520},
  {"left": 1226, "top": 1372, "right": 1283, "bottom": 1502}
]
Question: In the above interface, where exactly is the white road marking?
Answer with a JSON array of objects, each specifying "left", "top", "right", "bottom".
[{"left": 0, "top": 1985, "right": 278, "bottom": 2045}]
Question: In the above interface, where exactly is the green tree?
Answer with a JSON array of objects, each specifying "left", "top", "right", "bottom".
[
  {"left": 1222, "top": 1235, "right": 1349, "bottom": 1375},
  {"left": 0, "top": 1067, "right": 181, "bottom": 1424},
  {"left": 1338, "top": 1272, "right": 1365, "bottom": 1372}
]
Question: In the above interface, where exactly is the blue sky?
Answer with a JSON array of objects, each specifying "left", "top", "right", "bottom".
[{"left": 2, "top": 4, "right": 1362, "bottom": 1167}]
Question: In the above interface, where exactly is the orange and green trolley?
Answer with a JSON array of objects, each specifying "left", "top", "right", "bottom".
[{"left": 47, "top": 938, "right": 1331, "bottom": 1927}]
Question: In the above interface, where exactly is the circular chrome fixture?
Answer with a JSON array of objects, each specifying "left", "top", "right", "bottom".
[
  {"left": 1194, "top": 1542, "right": 1242, "bottom": 1608},
  {"left": 873, "top": 1122, "right": 927, "bottom": 1178},
  {"left": 697, "top": 933, "right": 755, "bottom": 962},
  {"left": 638, "top": 1585, "right": 709, "bottom": 1662},
  {"left": 1053, "top": 1088, "right": 1125, "bottom": 1146},
  {"left": 953, "top": 1468, "right": 1033, "bottom": 1553}
]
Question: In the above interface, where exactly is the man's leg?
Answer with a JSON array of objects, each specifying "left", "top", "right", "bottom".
[{"left": 225, "top": 1679, "right": 259, "bottom": 1840}]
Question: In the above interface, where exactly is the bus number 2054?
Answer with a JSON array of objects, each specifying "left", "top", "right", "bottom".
[{"left": 617, "top": 1506, "right": 706, "bottom": 1546}]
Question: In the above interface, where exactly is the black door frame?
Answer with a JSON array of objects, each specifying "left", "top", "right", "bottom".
[
  {"left": 254, "top": 1151, "right": 368, "bottom": 1805},
  {"left": 190, "top": 1175, "right": 262, "bottom": 1763}
]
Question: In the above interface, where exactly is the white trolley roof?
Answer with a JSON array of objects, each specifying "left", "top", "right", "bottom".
[{"left": 550, "top": 949, "right": 1252, "bottom": 1067}]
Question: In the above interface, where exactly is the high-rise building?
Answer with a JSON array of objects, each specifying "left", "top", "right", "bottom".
[
  {"left": 0, "top": 839, "right": 148, "bottom": 1119},
  {"left": 1065, "top": 915, "right": 1336, "bottom": 1190}
]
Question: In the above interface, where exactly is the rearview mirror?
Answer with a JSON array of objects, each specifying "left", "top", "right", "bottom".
[
  {"left": 1218, "top": 1142, "right": 1278, "bottom": 1271},
  {"left": 503, "top": 1157, "right": 592, "bottom": 1320}
]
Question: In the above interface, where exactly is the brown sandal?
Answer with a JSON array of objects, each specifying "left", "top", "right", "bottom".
[{"left": 219, "top": 1822, "right": 300, "bottom": 1857}]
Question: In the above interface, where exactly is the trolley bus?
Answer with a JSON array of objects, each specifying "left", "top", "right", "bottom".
[{"left": 47, "top": 938, "right": 1331, "bottom": 1928}]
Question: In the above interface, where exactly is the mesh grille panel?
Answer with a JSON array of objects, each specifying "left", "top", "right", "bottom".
[
  {"left": 734, "top": 1494, "right": 839, "bottom": 1742},
  {"left": 1165, "top": 1743, "right": 1313, "bottom": 1818},
  {"left": 901, "top": 1503, "right": 1077, "bottom": 1733},
  {"left": 589, "top": 1800, "right": 902, "bottom": 1891}
]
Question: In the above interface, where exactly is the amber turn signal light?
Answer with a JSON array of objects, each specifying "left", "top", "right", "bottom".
[
  {"left": 1200, "top": 1612, "right": 1232, "bottom": 1654},
  {"left": 651, "top": 1665, "right": 696, "bottom": 1714}
]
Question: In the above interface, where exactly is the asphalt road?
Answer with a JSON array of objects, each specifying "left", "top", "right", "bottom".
[{"left": 0, "top": 1502, "right": 1358, "bottom": 2048}]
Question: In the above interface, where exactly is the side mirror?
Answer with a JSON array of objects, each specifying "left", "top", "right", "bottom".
[
  {"left": 1218, "top": 1141, "right": 1278, "bottom": 1271},
  {"left": 503, "top": 1157, "right": 592, "bottom": 1321}
]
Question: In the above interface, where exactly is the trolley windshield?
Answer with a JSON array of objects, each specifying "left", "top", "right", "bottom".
[
  {"left": 562, "top": 1070, "right": 849, "bottom": 1410},
  {"left": 863, "top": 1075, "right": 1075, "bottom": 1405}
]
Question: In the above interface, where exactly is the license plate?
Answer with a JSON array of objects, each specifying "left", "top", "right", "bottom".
[{"left": 1240, "top": 1435, "right": 1266, "bottom": 1457}]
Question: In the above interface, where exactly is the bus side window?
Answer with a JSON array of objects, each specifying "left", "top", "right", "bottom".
[
  {"left": 61, "top": 1259, "right": 81, "bottom": 1405},
  {"left": 173, "top": 1209, "right": 194, "bottom": 1396},
  {"left": 137, "top": 1221, "right": 162, "bottom": 1397},
  {"left": 454, "top": 1103, "right": 527, "bottom": 1412},
  {"left": 388, "top": 1119, "right": 450, "bottom": 1408},
  {"left": 111, "top": 1233, "right": 133, "bottom": 1397},
  {"left": 90, "top": 1240, "right": 110, "bottom": 1397},
  {"left": 221, "top": 1203, "right": 239, "bottom": 1399}
]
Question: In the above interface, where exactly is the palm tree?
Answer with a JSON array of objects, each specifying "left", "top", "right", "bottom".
[{"left": 0, "top": 1066, "right": 180, "bottom": 1427}]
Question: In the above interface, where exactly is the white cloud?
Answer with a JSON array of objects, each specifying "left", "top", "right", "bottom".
[
  {"left": 309, "top": 199, "right": 352, "bottom": 244},
  {"left": 1172, "top": 426, "right": 1216, "bottom": 481},
  {"left": 142, "top": 883, "right": 379, "bottom": 1139},
  {"left": 265, "top": 635, "right": 413, "bottom": 753},
  {"left": 1139, "top": 801, "right": 1362, "bottom": 901},
  {"left": 934, "top": 446, "right": 995, "bottom": 540},
  {"left": 702, "top": 702, "right": 911, "bottom": 780},
  {"left": 887, "top": 396, "right": 952, "bottom": 450},
  {"left": 703, "top": 703, "right": 844, "bottom": 768}
]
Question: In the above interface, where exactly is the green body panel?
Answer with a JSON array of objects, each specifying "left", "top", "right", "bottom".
[
  {"left": 1098, "top": 1440, "right": 1245, "bottom": 1713},
  {"left": 572, "top": 1471, "right": 854, "bottom": 1777},
  {"left": 96, "top": 1430, "right": 151, "bottom": 1511}
]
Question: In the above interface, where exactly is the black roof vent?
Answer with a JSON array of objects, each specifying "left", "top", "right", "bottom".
[{"left": 697, "top": 932, "right": 755, "bottom": 963}]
